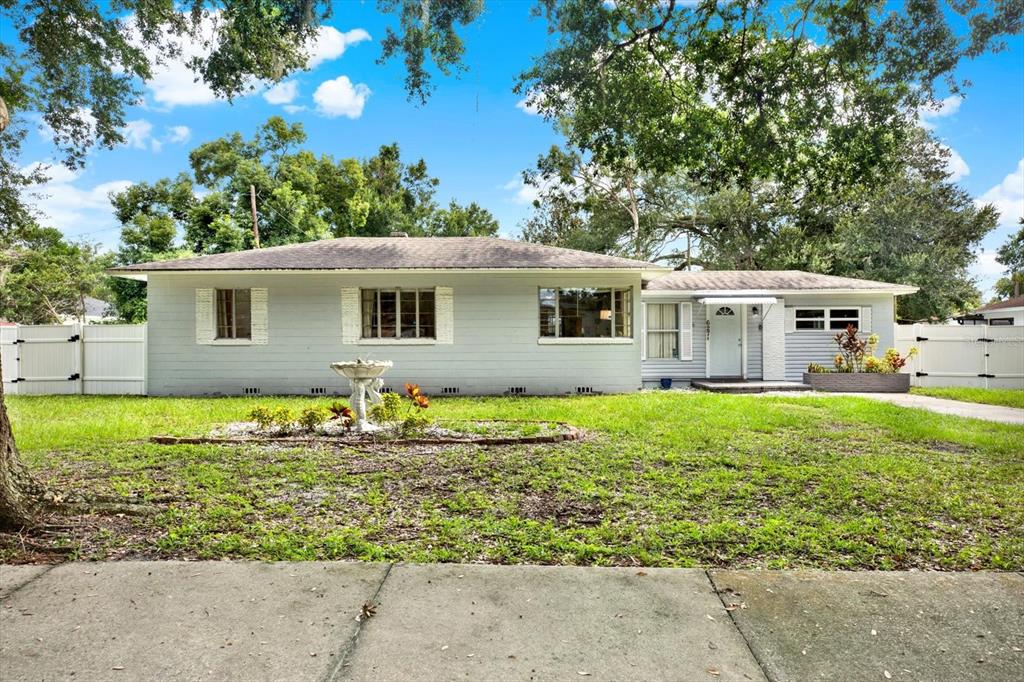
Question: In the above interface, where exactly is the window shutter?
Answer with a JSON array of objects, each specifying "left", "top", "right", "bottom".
[
  {"left": 679, "top": 302, "right": 693, "bottom": 360},
  {"left": 860, "top": 306, "right": 872, "bottom": 332},
  {"left": 196, "top": 288, "right": 214, "bottom": 344},
  {"left": 784, "top": 307, "right": 796, "bottom": 334},
  {"left": 251, "top": 288, "right": 268, "bottom": 344},
  {"left": 435, "top": 287, "right": 454, "bottom": 344},
  {"left": 341, "top": 288, "right": 360, "bottom": 344}
]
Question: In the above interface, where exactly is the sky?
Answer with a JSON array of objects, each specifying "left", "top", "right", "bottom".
[{"left": 10, "top": 1, "right": 1024, "bottom": 298}]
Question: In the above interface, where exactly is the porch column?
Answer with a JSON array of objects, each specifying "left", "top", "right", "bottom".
[{"left": 762, "top": 297, "right": 786, "bottom": 380}]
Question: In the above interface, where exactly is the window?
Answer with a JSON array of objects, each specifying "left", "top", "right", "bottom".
[
  {"left": 988, "top": 317, "right": 1014, "bottom": 326},
  {"left": 361, "top": 288, "right": 435, "bottom": 339},
  {"left": 646, "top": 303, "right": 679, "bottom": 359},
  {"left": 795, "top": 307, "right": 861, "bottom": 331},
  {"left": 216, "top": 289, "right": 251, "bottom": 339},
  {"left": 539, "top": 287, "right": 632, "bottom": 338}
]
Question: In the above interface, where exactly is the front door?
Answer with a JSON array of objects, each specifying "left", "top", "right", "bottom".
[{"left": 709, "top": 306, "right": 742, "bottom": 377}]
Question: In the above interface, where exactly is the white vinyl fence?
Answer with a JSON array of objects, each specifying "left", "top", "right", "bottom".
[
  {"left": 894, "top": 323, "right": 1024, "bottom": 389},
  {"left": 1, "top": 324, "right": 146, "bottom": 395}
]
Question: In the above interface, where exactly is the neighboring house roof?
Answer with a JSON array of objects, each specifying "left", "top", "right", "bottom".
[
  {"left": 972, "top": 295, "right": 1024, "bottom": 313},
  {"left": 109, "top": 237, "right": 668, "bottom": 275},
  {"left": 644, "top": 270, "right": 918, "bottom": 294}
]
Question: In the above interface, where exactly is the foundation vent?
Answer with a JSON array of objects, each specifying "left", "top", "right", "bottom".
[
  {"left": 508, "top": 386, "right": 527, "bottom": 395},
  {"left": 310, "top": 387, "right": 327, "bottom": 395},
  {"left": 242, "top": 387, "right": 261, "bottom": 396},
  {"left": 441, "top": 387, "right": 460, "bottom": 395},
  {"left": 575, "top": 386, "right": 595, "bottom": 395},
  {"left": 379, "top": 386, "right": 394, "bottom": 394}
]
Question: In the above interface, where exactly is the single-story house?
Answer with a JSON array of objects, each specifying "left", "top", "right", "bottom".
[
  {"left": 955, "top": 295, "right": 1024, "bottom": 326},
  {"left": 110, "top": 236, "right": 918, "bottom": 396}
]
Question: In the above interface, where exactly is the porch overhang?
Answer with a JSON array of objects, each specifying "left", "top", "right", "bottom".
[{"left": 697, "top": 296, "right": 778, "bottom": 306}]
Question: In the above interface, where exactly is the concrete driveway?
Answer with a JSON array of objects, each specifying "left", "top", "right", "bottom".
[
  {"left": 2, "top": 562, "right": 1022, "bottom": 681},
  {"left": 837, "top": 392, "right": 1024, "bottom": 425}
]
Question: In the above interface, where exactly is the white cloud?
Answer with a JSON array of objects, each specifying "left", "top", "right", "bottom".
[
  {"left": 918, "top": 95, "right": 962, "bottom": 129},
  {"left": 283, "top": 104, "right": 307, "bottom": 114},
  {"left": 264, "top": 80, "right": 299, "bottom": 105},
  {"left": 21, "top": 161, "right": 132, "bottom": 237},
  {"left": 123, "top": 119, "right": 160, "bottom": 151},
  {"left": 306, "top": 27, "right": 371, "bottom": 69},
  {"left": 516, "top": 97, "right": 541, "bottom": 116},
  {"left": 978, "top": 158, "right": 1024, "bottom": 230},
  {"left": 313, "top": 76, "right": 371, "bottom": 119},
  {"left": 502, "top": 176, "right": 540, "bottom": 205},
  {"left": 942, "top": 144, "right": 969, "bottom": 182},
  {"left": 167, "top": 125, "right": 191, "bottom": 144}
]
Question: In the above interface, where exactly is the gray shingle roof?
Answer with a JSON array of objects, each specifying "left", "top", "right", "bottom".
[
  {"left": 110, "top": 237, "right": 665, "bottom": 273},
  {"left": 644, "top": 270, "right": 918, "bottom": 293},
  {"left": 974, "top": 294, "right": 1024, "bottom": 312}
]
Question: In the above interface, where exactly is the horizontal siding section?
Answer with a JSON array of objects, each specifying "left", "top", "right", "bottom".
[
  {"left": 642, "top": 300, "right": 707, "bottom": 381},
  {"left": 147, "top": 272, "right": 642, "bottom": 396},
  {"left": 783, "top": 294, "right": 895, "bottom": 380},
  {"left": 747, "top": 310, "right": 763, "bottom": 380}
]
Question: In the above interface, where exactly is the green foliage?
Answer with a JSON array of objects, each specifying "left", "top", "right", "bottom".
[
  {"left": 995, "top": 220, "right": 1024, "bottom": 299},
  {"left": 247, "top": 406, "right": 275, "bottom": 430},
  {"left": 297, "top": 407, "right": 328, "bottom": 432},
  {"left": 400, "top": 413, "right": 431, "bottom": 438},
  {"left": 0, "top": 224, "right": 112, "bottom": 324},
  {"left": 271, "top": 407, "right": 296, "bottom": 433},
  {"left": 370, "top": 392, "right": 403, "bottom": 423},
  {"left": 806, "top": 363, "right": 828, "bottom": 374}
]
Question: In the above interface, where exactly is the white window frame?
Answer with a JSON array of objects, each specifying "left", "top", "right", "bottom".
[
  {"left": 215, "top": 288, "right": 252, "bottom": 340},
  {"left": 793, "top": 306, "right": 861, "bottom": 332},
  {"left": 537, "top": 287, "right": 634, "bottom": 344},
  {"left": 645, "top": 302, "right": 680, "bottom": 359},
  {"left": 360, "top": 288, "right": 436, "bottom": 341}
]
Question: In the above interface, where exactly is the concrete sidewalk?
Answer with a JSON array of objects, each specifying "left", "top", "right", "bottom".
[
  {"left": 1, "top": 562, "right": 1021, "bottom": 681},
  {"left": 762, "top": 390, "right": 1024, "bottom": 425}
]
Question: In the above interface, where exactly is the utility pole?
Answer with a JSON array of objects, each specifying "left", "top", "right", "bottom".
[{"left": 249, "top": 184, "right": 261, "bottom": 248}]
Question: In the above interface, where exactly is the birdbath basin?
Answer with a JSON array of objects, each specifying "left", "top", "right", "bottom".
[{"left": 330, "top": 360, "right": 393, "bottom": 432}]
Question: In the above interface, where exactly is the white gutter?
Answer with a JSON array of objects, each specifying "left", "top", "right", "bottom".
[
  {"left": 109, "top": 266, "right": 674, "bottom": 282},
  {"left": 644, "top": 286, "right": 919, "bottom": 297}
]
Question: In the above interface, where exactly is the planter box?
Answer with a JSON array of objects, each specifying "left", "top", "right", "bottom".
[{"left": 802, "top": 372, "right": 910, "bottom": 393}]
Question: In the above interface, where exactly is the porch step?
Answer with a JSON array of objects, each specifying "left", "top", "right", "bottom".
[{"left": 691, "top": 380, "right": 812, "bottom": 394}]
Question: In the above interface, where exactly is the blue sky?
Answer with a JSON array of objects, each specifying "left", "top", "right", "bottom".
[{"left": 13, "top": 2, "right": 1024, "bottom": 296}]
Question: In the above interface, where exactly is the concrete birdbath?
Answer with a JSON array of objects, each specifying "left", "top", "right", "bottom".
[{"left": 330, "top": 359, "right": 394, "bottom": 432}]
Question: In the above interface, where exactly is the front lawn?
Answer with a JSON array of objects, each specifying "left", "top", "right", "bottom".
[
  {"left": 4, "top": 392, "right": 1023, "bottom": 569},
  {"left": 911, "top": 387, "right": 1024, "bottom": 410}
]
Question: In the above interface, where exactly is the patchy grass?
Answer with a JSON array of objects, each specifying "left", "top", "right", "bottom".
[
  {"left": 4, "top": 392, "right": 1023, "bottom": 570},
  {"left": 911, "top": 387, "right": 1024, "bottom": 410}
]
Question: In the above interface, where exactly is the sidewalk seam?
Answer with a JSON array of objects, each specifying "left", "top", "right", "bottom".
[
  {"left": 706, "top": 569, "right": 774, "bottom": 682},
  {"left": 321, "top": 561, "right": 394, "bottom": 682},
  {"left": 1, "top": 563, "right": 59, "bottom": 600}
]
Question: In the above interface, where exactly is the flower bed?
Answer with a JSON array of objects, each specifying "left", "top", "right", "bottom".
[
  {"left": 803, "top": 326, "right": 916, "bottom": 393},
  {"left": 150, "top": 419, "right": 584, "bottom": 447}
]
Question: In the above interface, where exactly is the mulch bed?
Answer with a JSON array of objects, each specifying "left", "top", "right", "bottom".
[{"left": 149, "top": 419, "right": 585, "bottom": 447}]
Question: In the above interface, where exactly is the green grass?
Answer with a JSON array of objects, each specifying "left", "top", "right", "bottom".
[
  {"left": 5, "top": 392, "right": 1023, "bottom": 569},
  {"left": 911, "top": 387, "right": 1024, "bottom": 410}
]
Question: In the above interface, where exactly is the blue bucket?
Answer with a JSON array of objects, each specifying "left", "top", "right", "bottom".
[{"left": 660, "top": 378, "right": 673, "bottom": 390}]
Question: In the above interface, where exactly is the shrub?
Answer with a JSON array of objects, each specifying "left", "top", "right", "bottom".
[
  {"left": 327, "top": 402, "right": 354, "bottom": 431},
  {"left": 369, "top": 392, "right": 403, "bottom": 423},
  {"left": 248, "top": 406, "right": 275, "bottom": 430},
  {"left": 297, "top": 407, "right": 328, "bottom": 432},
  {"left": 883, "top": 347, "right": 917, "bottom": 372},
  {"left": 271, "top": 407, "right": 296, "bottom": 433},
  {"left": 864, "top": 356, "right": 885, "bottom": 373},
  {"left": 806, "top": 363, "right": 828, "bottom": 373},
  {"left": 400, "top": 413, "right": 431, "bottom": 438}
]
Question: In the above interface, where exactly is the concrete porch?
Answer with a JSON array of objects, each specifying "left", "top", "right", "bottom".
[{"left": 692, "top": 378, "right": 811, "bottom": 393}]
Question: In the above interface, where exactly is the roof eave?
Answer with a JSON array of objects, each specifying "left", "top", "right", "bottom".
[{"left": 643, "top": 286, "right": 919, "bottom": 296}]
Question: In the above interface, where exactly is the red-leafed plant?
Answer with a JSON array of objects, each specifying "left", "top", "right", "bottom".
[{"left": 327, "top": 401, "right": 355, "bottom": 431}]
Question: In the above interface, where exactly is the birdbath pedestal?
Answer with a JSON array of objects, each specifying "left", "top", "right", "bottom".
[{"left": 330, "top": 360, "right": 394, "bottom": 432}]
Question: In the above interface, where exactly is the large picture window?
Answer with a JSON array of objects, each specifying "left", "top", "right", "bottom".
[
  {"left": 216, "top": 289, "right": 251, "bottom": 339},
  {"left": 361, "top": 288, "right": 435, "bottom": 339},
  {"left": 645, "top": 303, "right": 678, "bottom": 359},
  {"left": 795, "top": 307, "right": 861, "bottom": 331},
  {"left": 539, "top": 287, "right": 632, "bottom": 338}
]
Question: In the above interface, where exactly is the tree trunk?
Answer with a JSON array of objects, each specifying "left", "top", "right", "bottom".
[{"left": 0, "top": 352, "right": 41, "bottom": 530}]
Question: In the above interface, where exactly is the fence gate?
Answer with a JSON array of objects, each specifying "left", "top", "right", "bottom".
[
  {"left": 894, "top": 324, "right": 1024, "bottom": 389},
  {"left": 1, "top": 323, "right": 146, "bottom": 395}
]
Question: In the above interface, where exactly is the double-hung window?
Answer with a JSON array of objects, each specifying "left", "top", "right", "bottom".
[
  {"left": 794, "top": 307, "right": 861, "bottom": 331},
  {"left": 645, "top": 303, "right": 679, "bottom": 358},
  {"left": 538, "top": 287, "right": 632, "bottom": 338},
  {"left": 216, "top": 289, "right": 251, "bottom": 339},
  {"left": 361, "top": 288, "right": 435, "bottom": 339}
]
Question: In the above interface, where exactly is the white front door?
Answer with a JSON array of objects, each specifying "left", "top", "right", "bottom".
[{"left": 709, "top": 306, "right": 742, "bottom": 377}]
